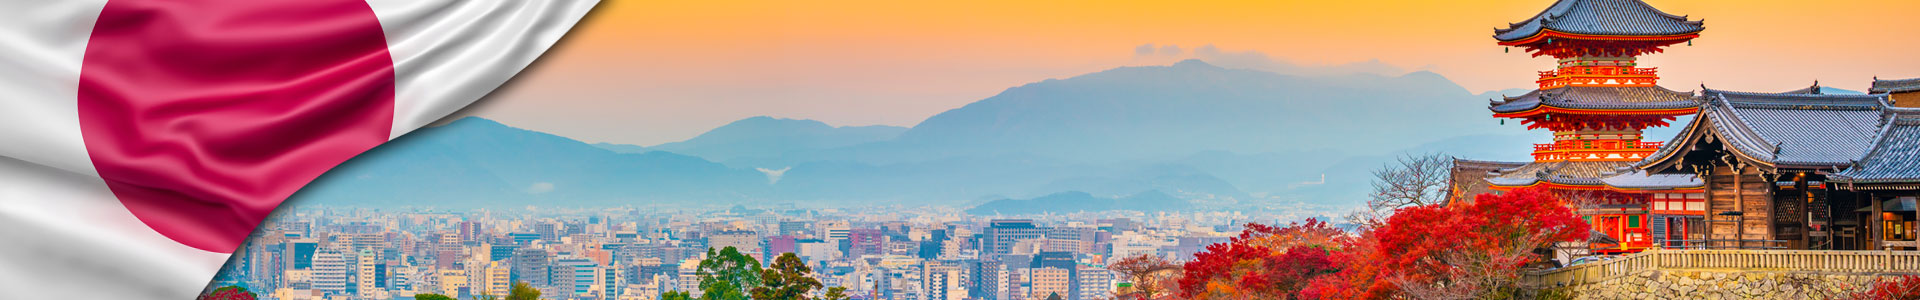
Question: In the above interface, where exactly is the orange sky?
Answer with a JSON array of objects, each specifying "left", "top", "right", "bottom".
[{"left": 470, "top": 0, "right": 1920, "bottom": 145}]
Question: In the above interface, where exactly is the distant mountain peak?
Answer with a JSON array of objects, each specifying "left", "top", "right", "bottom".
[
  {"left": 650, "top": 116, "right": 909, "bottom": 163},
  {"left": 1172, "top": 58, "right": 1218, "bottom": 68},
  {"left": 445, "top": 116, "right": 508, "bottom": 128}
]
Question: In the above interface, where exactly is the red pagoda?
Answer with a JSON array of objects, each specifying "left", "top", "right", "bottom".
[{"left": 1480, "top": 0, "right": 1706, "bottom": 254}]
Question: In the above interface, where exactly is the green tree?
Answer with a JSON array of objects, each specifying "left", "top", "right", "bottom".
[
  {"left": 820, "top": 287, "right": 850, "bottom": 300},
  {"left": 414, "top": 294, "right": 456, "bottom": 300},
  {"left": 506, "top": 281, "right": 541, "bottom": 300},
  {"left": 751, "top": 253, "right": 825, "bottom": 300},
  {"left": 661, "top": 291, "right": 695, "bottom": 300},
  {"left": 1045, "top": 292, "right": 1064, "bottom": 300},
  {"left": 697, "top": 246, "right": 763, "bottom": 300}
]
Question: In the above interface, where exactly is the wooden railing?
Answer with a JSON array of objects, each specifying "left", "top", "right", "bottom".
[{"left": 1524, "top": 249, "right": 1920, "bottom": 287}]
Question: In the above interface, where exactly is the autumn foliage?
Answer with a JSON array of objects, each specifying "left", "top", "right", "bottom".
[
  {"left": 1110, "top": 253, "right": 1182, "bottom": 299},
  {"left": 1174, "top": 187, "right": 1588, "bottom": 300},
  {"left": 1176, "top": 219, "right": 1345, "bottom": 299},
  {"left": 197, "top": 286, "right": 258, "bottom": 300},
  {"left": 1846, "top": 275, "right": 1920, "bottom": 300}
]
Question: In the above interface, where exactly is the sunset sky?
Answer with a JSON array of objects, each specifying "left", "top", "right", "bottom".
[{"left": 467, "top": 0, "right": 1920, "bottom": 146}]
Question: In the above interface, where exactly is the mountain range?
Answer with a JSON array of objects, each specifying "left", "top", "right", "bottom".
[{"left": 291, "top": 59, "right": 1543, "bottom": 211}]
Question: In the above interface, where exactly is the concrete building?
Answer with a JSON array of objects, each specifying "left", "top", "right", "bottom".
[{"left": 1029, "top": 267, "right": 1071, "bottom": 300}]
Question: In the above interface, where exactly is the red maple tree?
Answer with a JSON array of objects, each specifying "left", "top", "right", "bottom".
[
  {"left": 1303, "top": 187, "right": 1588, "bottom": 299},
  {"left": 1176, "top": 219, "right": 1347, "bottom": 299},
  {"left": 198, "top": 286, "right": 258, "bottom": 300},
  {"left": 1846, "top": 275, "right": 1920, "bottom": 300}
]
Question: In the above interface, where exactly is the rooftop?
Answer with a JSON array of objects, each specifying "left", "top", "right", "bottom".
[
  {"left": 1871, "top": 77, "right": 1920, "bottom": 94},
  {"left": 1493, "top": 0, "right": 1704, "bottom": 42},
  {"left": 1832, "top": 109, "right": 1920, "bottom": 184},
  {"left": 1640, "top": 88, "right": 1889, "bottom": 170},
  {"left": 1487, "top": 160, "right": 1635, "bottom": 187},
  {"left": 1491, "top": 86, "right": 1698, "bottom": 114}
]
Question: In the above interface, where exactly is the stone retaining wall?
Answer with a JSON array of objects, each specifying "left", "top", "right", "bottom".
[{"left": 1554, "top": 269, "right": 1909, "bottom": 299}]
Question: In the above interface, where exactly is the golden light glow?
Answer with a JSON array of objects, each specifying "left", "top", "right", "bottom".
[{"left": 480, "top": 0, "right": 1920, "bottom": 145}]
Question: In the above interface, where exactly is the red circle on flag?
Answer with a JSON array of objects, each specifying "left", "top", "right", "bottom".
[{"left": 77, "top": 0, "right": 396, "bottom": 253}]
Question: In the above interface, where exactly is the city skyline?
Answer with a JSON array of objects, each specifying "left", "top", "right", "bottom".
[{"left": 214, "top": 203, "right": 1282, "bottom": 300}]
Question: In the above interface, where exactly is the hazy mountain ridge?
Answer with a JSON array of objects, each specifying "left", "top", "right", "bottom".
[
  {"left": 650, "top": 116, "right": 907, "bottom": 164},
  {"left": 303, "top": 59, "right": 1546, "bottom": 209},
  {"left": 294, "top": 117, "right": 770, "bottom": 207}
]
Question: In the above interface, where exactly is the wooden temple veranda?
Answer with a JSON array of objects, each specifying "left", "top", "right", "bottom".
[{"left": 1448, "top": 0, "right": 1920, "bottom": 256}]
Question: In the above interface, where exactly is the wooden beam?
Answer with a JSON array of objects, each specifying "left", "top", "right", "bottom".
[{"left": 1872, "top": 192, "right": 1884, "bottom": 250}]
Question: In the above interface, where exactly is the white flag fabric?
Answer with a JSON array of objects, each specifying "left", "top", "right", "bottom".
[{"left": 0, "top": 0, "right": 597, "bottom": 298}]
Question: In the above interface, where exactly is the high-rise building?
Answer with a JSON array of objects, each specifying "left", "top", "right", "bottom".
[
  {"left": 924, "top": 262, "right": 968, "bottom": 300},
  {"left": 1029, "top": 252, "right": 1074, "bottom": 271},
  {"left": 511, "top": 247, "right": 552, "bottom": 288},
  {"left": 555, "top": 257, "right": 599, "bottom": 299},
  {"left": 984, "top": 220, "right": 1045, "bottom": 258},
  {"left": 848, "top": 229, "right": 886, "bottom": 258},
  {"left": 1072, "top": 266, "right": 1113, "bottom": 300},
  {"left": 779, "top": 221, "right": 811, "bottom": 237},
  {"left": 817, "top": 220, "right": 851, "bottom": 241},
  {"left": 478, "top": 261, "right": 512, "bottom": 297},
  {"left": 285, "top": 239, "right": 318, "bottom": 271},
  {"left": 1045, "top": 227, "right": 1097, "bottom": 253},
  {"left": 1029, "top": 267, "right": 1071, "bottom": 300},
  {"left": 536, "top": 221, "right": 564, "bottom": 241},
  {"left": 708, "top": 230, "right": 764, "bottom": 262},
  {"left": 602, "top": 263, "right": 623, "bottom": 300},
  {"left": 311, "top": 247, "right": 351, "bottom": 294},
  {"left": 355, "top": 250, "right": 381, "bottom": 295},
  {"left": 972, "top": 261, "right": 1009, "bottom": 300}
]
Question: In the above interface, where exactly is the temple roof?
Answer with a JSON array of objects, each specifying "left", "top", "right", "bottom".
[
  {"left": 1487, "top": 160, "right": 1635, "bottom": 187},
  {"left": 1871, "top": 77, "right": 1920, "bottom": 94},
  {"left": 1493, "top": 0, "right": 1704, "bottom": 42},
  {"left": 1456, "top": 159, "right": 1529, "bottom": 170},
  {"left": 1832, "top": 109, "right": 1920, "bottom": 184},
  {"left": 1599, "top": 170, "right": 1702, "bottom": 190},
  {"left": 1640, "top": 88, "right": 1889, "bottom": 170},
  {"left": 1491, "top": 86, "right": 1698, "bottom": 114}
]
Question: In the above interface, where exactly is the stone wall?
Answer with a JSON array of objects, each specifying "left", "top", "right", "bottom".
[{"left": 1554, "top": 269, "right": 1910, "bottom": 299}]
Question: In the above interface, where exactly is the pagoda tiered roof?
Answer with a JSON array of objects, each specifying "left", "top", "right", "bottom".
[
  {"left": 1494, "top": 0, "right": 1704, "bottom": 42},
  {"left": 1832, "top": 108, "right": 1920, "bottom": 185},
  {"left": 1640, "top": 88, "right": 1889, "bottom": 171},
  {"left": 1871, "top": 77, "right": 1920, "bottom": 94},
  {"left": 1491, "top": 86, "right": 1698, "bottom": 115}
]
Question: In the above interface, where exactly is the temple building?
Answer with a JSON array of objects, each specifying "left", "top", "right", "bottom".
[
  {"left": 1453, "top": 0, "right": 1920, "bottom": 253},
  {"left": 1872, "top": 78, "right": 1920, "bottom": 108}
]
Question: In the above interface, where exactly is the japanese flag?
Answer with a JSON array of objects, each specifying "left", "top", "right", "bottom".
[{"left": 0, "top": 0, "right": 597, "bottom": 298}]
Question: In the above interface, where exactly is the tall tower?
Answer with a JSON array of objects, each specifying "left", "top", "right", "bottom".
[
  {"left": 1482, "top": 0, "right": 1706, "bottom": 254},
  {"left": 1492, "top": 0, "right": 1703, "bottom": 165}
]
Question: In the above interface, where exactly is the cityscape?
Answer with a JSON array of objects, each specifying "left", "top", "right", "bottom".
[{"left": 209, "top": 205, "right": 1317, "bottom": 300}]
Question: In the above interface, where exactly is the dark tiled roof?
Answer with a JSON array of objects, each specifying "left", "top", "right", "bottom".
[
  {"left": 1487, "top": 160, "right": 1635, "bottom": 187},
  {"left": 1451, "top": 159, "right": 1529, "bottom": 203},
  {"left": 1491, "top": 86, "right": 1698, "bottom": 113},
  {"left": 1871, "top": 77, "right": 1920, "bottom": 94},
  {"left": 1697, "top": 89, "right": 1887, "bottom": 167},
  {"left": 1493, "top": 0, "right": 1705, "bottom": 42},
  {"left": 1454, "top": 159, "right": 1529, "bottom": 170},
  {"left": 1832, "top": 109, "right": 1920, "bottom": 183},
  {"left": 1599, "top": 170, "right": 1702, "bottom": 189}
]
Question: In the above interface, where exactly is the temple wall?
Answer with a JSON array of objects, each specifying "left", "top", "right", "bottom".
[
  {"left": 1526, "top": 249, "right": 1920, "bottom": 299},
  {"left": 1892, "top": 91, "right": 1920, "bottom": 108},
  {"left": 1551, "top": 269, "right": 1898, "bottom": 299},
  {"left": 1706, "top": 165, "right": 1774, "bottom": 248}
]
